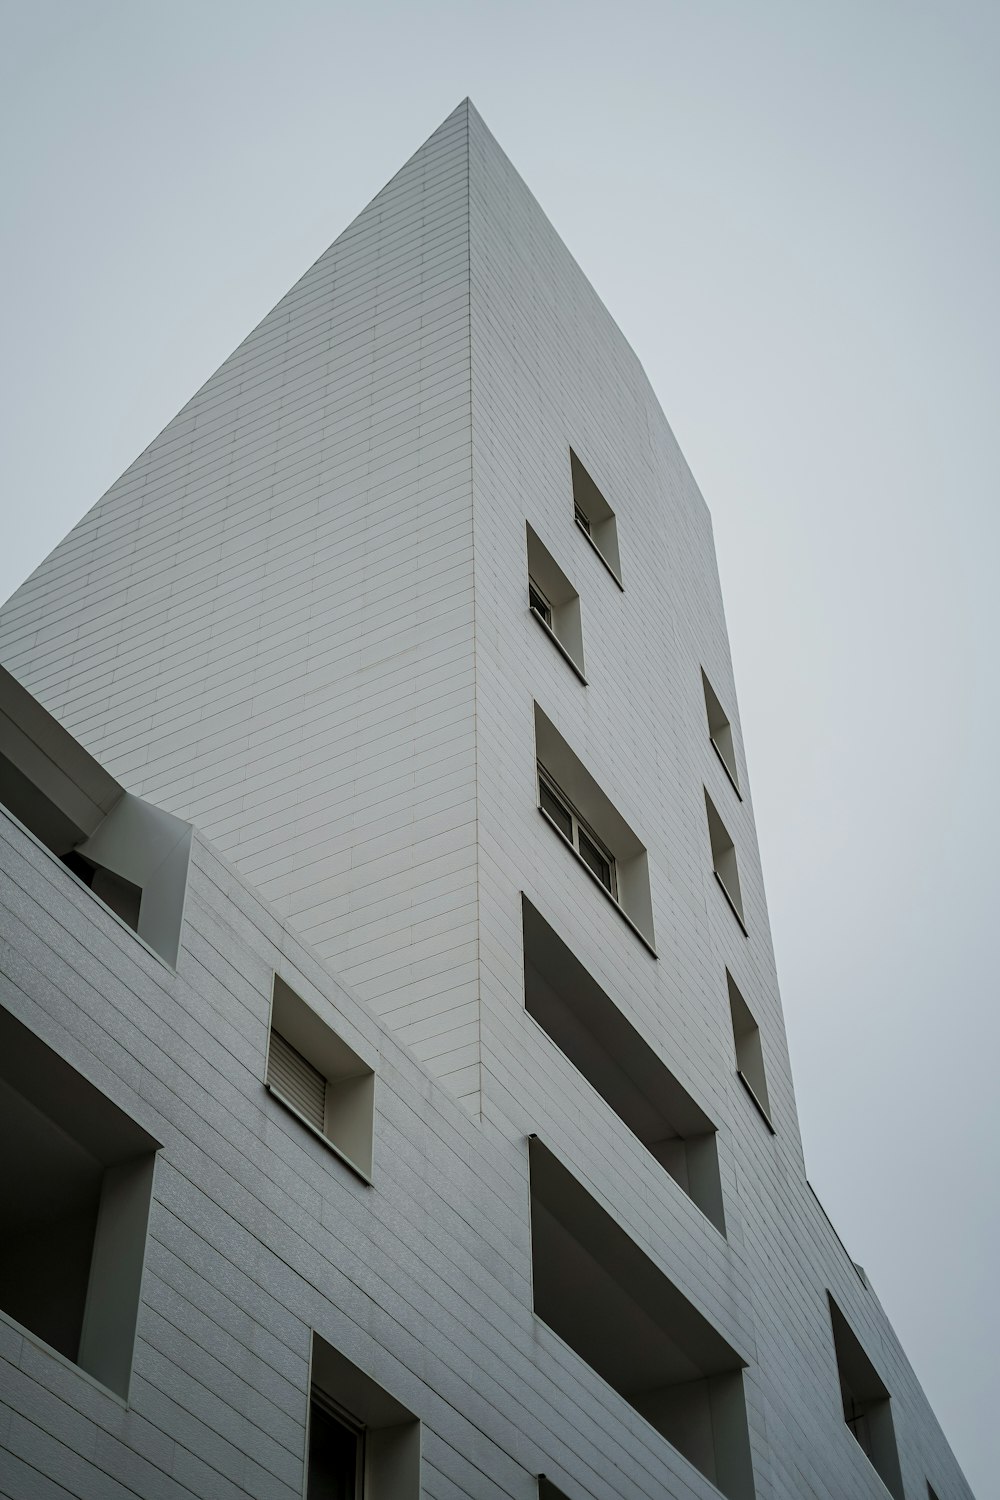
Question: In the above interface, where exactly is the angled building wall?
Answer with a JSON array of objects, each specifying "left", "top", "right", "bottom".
[{"left": 0, "top": 101, "right": 976, "bottom": 1500}]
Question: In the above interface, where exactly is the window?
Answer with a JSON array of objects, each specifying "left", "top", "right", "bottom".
[
  {"left": 827, "top": 1296, "right": 904, "bottom": 1499},
  {"left": 0, "top": 664, "right": 192, "bottom": 967},
  {"left": 0, "top": 1005, "right": 159, "bottom": 1399},
  {"left": 266, "top": 975, "right": 376, "bottom": 1181},
  {"left": 539, "top": 1481, "right": 572, "bottom": 1500},
  {"left": 309, "top": 1390, "right": 365, "bottom": 1499},
  {"left": 538, "top": 766, "right": 617, "bottom": 900},
  {"left": 308, "top": 1333, "right": 420, "bottom": 1498},
  {"left": 523, "top": 898, "right": 725, "bottom": 1232},
  {"left": 705, "top": 790, "right": 746, "bottom": 931},
  {"left": 529, "top": 1140, "right": 754, "bottom": 1500},
  {"left": 534, "top": 704, "right": 655, "bottom": 950},
  {"left": 727, "top": 972, "right": 772, "bottom": 1129},
  {"left": 702, "top": 670, "right": 740, "bottom": 794},
  {"left": 525, "top": 524, "right": 586, "bottom": 679},
  {"left": 529, "top": 577, "right": 553, "bottom": 627},
  {"left": 569, "top": 449, "right": 623, "bottom": 586}
]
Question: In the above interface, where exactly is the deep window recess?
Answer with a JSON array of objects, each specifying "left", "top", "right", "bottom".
[
  {"left": 0, "top": 668, "right": 192, "bottom": 968},
  {"left": 534, "top": 704, "right": 655, "bottom": 950},
  {"left": 309, "top": 1333, "right": 420, "bottom": 1498},
  {"left": 525, "top": 524, "right": 586, "bottom": 679},
  {"left": 827, "top": 1296, "right": 904, "bottom": 1499},
  {"left": 0, "top": 1005, "right": 159, "bottom": 1399},
  {"left": 266, "top": 975, "right": 376, "bottom": 1181},
  {"left": 538, "top": 766, "right": 617, "bottom": 900},
  {"left": 569, "top": 449, "right": 623, "bottom": 586},
  {"left": 727, "top": 972, "right": 772, "bottom": 1128},
  {"left": 702, "top": 670, "right": 740, "bottom": 794},
  {"left": 538, "top": 1480, "right": 573, "bottom": 1500},
  {"left": 529, "top": 1140, "right": 754, "bottom": 1500},
  {"left": 705, "top": 791, "right": 746, "bottom": 931},
  {"left": 308, "top": 1389, "right": 365, "bottom": 1499},
  {"left": 62, "top": 849, "right": 142, "bottom": 932},
  {"left": 523, "top": 897, "right": 725, "bottom": 1232}
]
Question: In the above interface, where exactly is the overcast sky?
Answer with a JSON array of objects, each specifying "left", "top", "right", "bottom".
[{"left": 2, "top": 1, "right": 997, "bottom": 1490}]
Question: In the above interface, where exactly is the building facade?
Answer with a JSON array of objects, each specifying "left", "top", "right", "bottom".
[{"left": 0, "top": 100, "right": 974, "bottom": 1500}]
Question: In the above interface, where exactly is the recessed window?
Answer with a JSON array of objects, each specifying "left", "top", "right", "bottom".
[
  {"left": 0, "top": 672, "right": 192, "bottom": 967},
  {"left": 538, "top": 765, "right": 617, "bottom": 902},
  {"left": 534, "top": 705, "right": 654, "bottom": 948},
  {"left": 61, "top": 849, "right": 142, "bottom": 932},
  {"left": 529, "top": 577, "right": 553, "bottom": 628},
  {"left": 524, "top": 898, "right": 725, "bottom": 1232},
  {"left": 705, "top": 790, "right": 746, "bottom": 931},
  {"left": 526, "top": 524, "right": 586, "bottom": 679},
  {"left": 529, "top": 1140, "right": 753, "bottom": 1500},
  {"left": 727, "top": 972, "right": 772, "bottom": 1129},
  {"left": 309, "top": 1389, "right": 365, "bottom": 1497},
  {"left": 539, "top": 1480, "right": 572, "bottom": 1500},
  {"left": 702, "top": 670, "right": 740, "bottom": 794},
  {"left": 266, "top": 976, "right": 376, "bottom": 1182},
  {"left": 828, "top": 1296, "right": 904, "bottom": 1499},
  {"left": 309, "top": 1333, "right": 420, "bottom": 1498},
  {"left": 0, "top": 1005, "right": 159, "bottom": 1399},
  {"left": 569, "top": 449, "right": 622, "bottom": 586}
]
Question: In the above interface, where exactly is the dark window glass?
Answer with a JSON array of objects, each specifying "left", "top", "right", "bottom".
[
  {"left": 308, "top": 1399, "right": 361, "bottom": 1499},
  {"left": 578, "top": 828, "right": 613, "bottom": 893},
  {"left": 539, "top": 780, "right": 573, "bottom": 841},
  {"left": 574, "top": 504, "right": 591, "bottom": 536}
]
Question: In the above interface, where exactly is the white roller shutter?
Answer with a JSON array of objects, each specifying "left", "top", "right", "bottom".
[{"left": 268, "top": 1029, "right": 326, "bottom": 1132}]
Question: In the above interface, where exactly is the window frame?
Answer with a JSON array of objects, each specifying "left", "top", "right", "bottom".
[
  {"left": 309, "top": 1386, "right": 367, "bottom": 1498},
  {"left": 537, "top": 764, "right": 618, "bottom": 901},
  {"left": 528, "top": 575, "right": 553, "bottom": 629}
]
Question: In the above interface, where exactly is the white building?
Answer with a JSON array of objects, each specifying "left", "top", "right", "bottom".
[{"left": 0, "top": 100, "right": 974, "bottom": 1500}]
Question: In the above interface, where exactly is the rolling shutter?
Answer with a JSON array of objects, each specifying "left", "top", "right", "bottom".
[{"left": 268, "top": 1028, "right": 326, "bottom": 1132}]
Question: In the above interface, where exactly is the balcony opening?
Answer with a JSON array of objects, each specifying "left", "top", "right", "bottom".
[
  {"left": 727, "top": 972, "right": 772, "bottom": 1129},
  {"left": 702, "top": 670, "right": 740, "bottom": 793},
  {"left": 529, "top": 1141, "right": 754, "bottom": 1500},
  {"left": 526, "top": 523, "right": 586, "bottom": 680},
  {"left": 308, "top": 1332, "right": 420, "bottom": 1498},
  {"left": 523, "top": 897, "right": 724, "bottom": 1232},
  {"left": 705, "top": 791, "right": 746, "bottom": 931},
  {"left": 534, "top": 703, "right": 654, "bottom": 951},
  {"left": 828, "top": 1295, "right": 904, "bottom": 1499},
  {"left": 0, "top": 1005, "right": 159, "bottom": 1399},
  {"left": 569, "top": 450, "right": 622, "bottom": 586},
  {"left": 267, "top": 976, "right": 376, "bottom": 1182}
]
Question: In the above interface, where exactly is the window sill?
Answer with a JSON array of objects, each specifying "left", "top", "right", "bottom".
[
  {"left": 530, "top": 607, "right": 587, "bottom": 684},
  {"left": 713, "top": 871, "right": 748, "bottom": 935},
  {"left": 575, "top": 518, "right": 624, "bottom": 590},
  {"left": 538, "top": 805, "right": 657, "bottom": 958},
  {"left": 737, "top": 1070, "right": 775, "bottom": 1133},
  {"left": 710, "top": 737, "right": 742, "bottom": 799},
  {"left": 265, "top": 1083, "right": 373, "bottom": 1186}
]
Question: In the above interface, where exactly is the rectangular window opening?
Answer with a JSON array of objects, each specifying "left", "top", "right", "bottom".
[
  {"left": 529, "top": 1140, "right": 754, "bottom": 1500},
  {"left": 702, "top": 670, "right": 740, "bottom": 794},
  {"left": 523, "top": 897, "right": 725, "bottom": 1233},
  {"left": 0, "top": 1005, "right": 159, "bottom": 1399},
  {"left": 266, "top": 976, "right": 376, "bottom": 1182},
  {"left": 827, "top": 1295, "right": 905, "bottom": 1500},
  {"left": 526, "top": 524, "right": 586, "bottom": 679},
  {"left": 534, "top": 705, "right": 654, "bottom": 950},
  {"left": 705, "top": 790, "right": 746, "bottom": 931},
  {"left": 569, "top": 450, "right": 622, "bottom": 586},
  {"left": 309, "top": 1332, "right": 420, "bottom": 1499},
  {"left": 727, "top": 972, "right": 772, "bottom": 1128}
]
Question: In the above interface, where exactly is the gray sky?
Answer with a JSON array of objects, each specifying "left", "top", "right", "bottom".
[{"left": 2, "top": 1, "right": 997, "bottom": 1489}]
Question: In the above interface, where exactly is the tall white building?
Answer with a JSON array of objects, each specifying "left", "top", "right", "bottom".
[{"left": 0, "top": 100, "right": 974, "bottom": 1500}]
